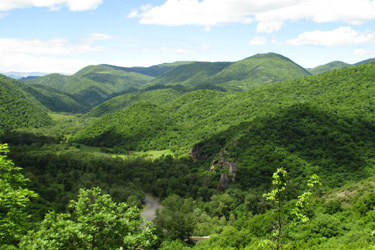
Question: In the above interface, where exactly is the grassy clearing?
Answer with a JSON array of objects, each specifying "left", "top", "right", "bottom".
[
  {"left": 48, "top": 113, "right": 80, "bottom": 122},
  {"left": 75, "top": 143, "right": 174, "bottom": 160}
]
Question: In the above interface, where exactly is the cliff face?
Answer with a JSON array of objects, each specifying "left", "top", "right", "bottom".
[
  {"left": 190, "top": 143, "right": 210, "bottom": 162},
  {"left": 190, "top": 144, "right": 238, "bottom": 191},
  {"left": 210, "top": 156, "right": 238, "bottom": 191}
]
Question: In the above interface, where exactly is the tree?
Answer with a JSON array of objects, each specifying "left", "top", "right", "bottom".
[
  {"left": 0, "top": 143, "right": 37, "bottom": 246},
  {"left": 154, "top": 194, "right": 196, "bottom": 240},
  {"left": 263, "top": 168, "right": 321, "bottom": 250},
  {"left": 20, "top": 187, "right": 157, "bottom": 249},
  {"left": 263, "top": 168, "right": 287, "bottom": 250}
]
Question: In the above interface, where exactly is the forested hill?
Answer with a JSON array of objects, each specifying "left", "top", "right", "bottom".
[
  {"left": 145, "top": 53, "right": 311, "bottom": 91},
  {"left": 72, "top": 61, "right": 375, "bottom": 188},
  {"left": 25, "top": 64, "right": 155, "bottom": 106},
  {"left": 0, "top": 74, "right": 53, "bottom": 135},
  {"left": 102, "top": 61, "right": 194, "bottom": 77},
  {"left": 309, "top": 61, "right": 351, "bottom": 75},
  {"left": 87, "top": 88, "right": 185, "bottom": 117},
  {"left": 19, "top": 83, "right": 91, "bottom": 113}
]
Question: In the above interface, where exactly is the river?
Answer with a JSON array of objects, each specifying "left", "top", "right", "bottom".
[{"left": 140, "top": 193, "right": 162, "bottom": 222}]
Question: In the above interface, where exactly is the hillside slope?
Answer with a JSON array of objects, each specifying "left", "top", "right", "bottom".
[
  {"left": 103, "top": 61, "right": 194, "bottom": 77},
  {"left": 19, "top": 84, "right": 90, "bottom": 113},
  {"left": 148, "top": 62, "right": 232, "bottom": 88},
  {"left": 25, "top": 65, "right": 155, "bottom": 106},
  {"left": 144, "top": 53, "right": 310, "bottom": 92},
  {"left": 309, "top": 61, "right": 351, "bottom": 75},
  {"left": 0, "top": 74, "right": 54, "bottom": 134},
  {"left": 202, "top": 53, "right": 311, "bottom": 91},
  {"left": 87, "top": 88, "right": 185, "bottom": 117},
  {"left": 72, "top": 61, "right": 375, "bottom": 188}
]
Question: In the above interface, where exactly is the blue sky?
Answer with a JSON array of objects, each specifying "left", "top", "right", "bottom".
[{"left": 0, "top": 0, "right": 374, "bottom": 74}]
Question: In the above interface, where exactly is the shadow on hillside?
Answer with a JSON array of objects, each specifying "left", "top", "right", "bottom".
[
  {"left": 196, "top": 103, "right": 375, "bottom": 189},
  {"left": 0, "top": 131, "right": 57, "bottom": 146}
]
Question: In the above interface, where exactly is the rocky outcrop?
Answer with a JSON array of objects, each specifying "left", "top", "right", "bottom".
[
  {"left": 190, "top": 143, "right": 210, "bottom": 162},
  {"left": 210, "top": 155, "right": 237, "bottom": 191}
]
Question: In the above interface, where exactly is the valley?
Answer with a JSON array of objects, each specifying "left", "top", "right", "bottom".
[{"left": 2, "top": 53, "right": 375, "bottom": 249}]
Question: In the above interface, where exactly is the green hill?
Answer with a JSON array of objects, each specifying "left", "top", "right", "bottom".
[
  {"left": 26, "top": 65, "right": 155, "bottom": 106},
  {"left": 103, "top": 61, "right": 194, "bottom": 77},
  {"left": 355, "top": 57, "right": 375, "bottom": 65},
  {"left": 309, "top": 61, "right": 351, "bottom": 75},
  {"left": 148, "top": 61, "right": 232, "bottom": 87},
  {"left": 201, "top": 53, "right": 311, "bottom": 91},
  {"left": 19, "top": 84, "right": 90, "bottom": 113},
  {"left": 144, "top": 53, "right": 310, "bottom": 92},
  {"left": 25, "top": 73, "right": 70, "bottom": 90},
  {"left": 71, "top": 61, "right": 375, "bottom": 188},
  {"left": 87, "top": 88, "right": 185, "bottom": 117},
  {"left": 0, "top": 74, "right": 54, "bottom": 135}
]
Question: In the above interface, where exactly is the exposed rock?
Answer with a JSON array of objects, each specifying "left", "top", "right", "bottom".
[
  {"left": 217, "top": 173, "right": 230, "bottom": 191},
  {"left": 212, "top": 155, "right": 238, "bottom": 191},
  {"left": 190, "top": 143, "right": 210, "bottom": 162},
  {"left": 211, "top": 158, "right": 238, "bottom": 172}
]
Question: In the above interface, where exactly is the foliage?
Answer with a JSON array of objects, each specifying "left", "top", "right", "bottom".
[
  {"left": 0, "top": 143, "right": 37, "bottom": 245},
  {"left": 155, "top": 194, "right": 196, "bottom": 240},
  {"left": 292, "top": 174, "right": 321, "bottom": 223},
  {"left": 20, "top": 187, "right": 157, "bottom": 249},
  {"left": 0, "top": 74, "right": 54, "bottom": 132},
  {"left": 4, "top": 55, "right": 375, "bottom": 249},
  {"left": 71, "top": 61, "right": 375, "bottom": 191},
  {"left": 263, "top": 168, "right": 288, "bottom": 249},
  {"left": 87, "top": 88, "right": 185, "bottom": 117},
  {"left": 19, "top": 83, "right": 90, "bottom": 113}
]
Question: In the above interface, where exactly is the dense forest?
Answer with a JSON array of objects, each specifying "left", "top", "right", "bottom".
[{"left": 2, "top": 53, "right": 375, "bottom": 249}]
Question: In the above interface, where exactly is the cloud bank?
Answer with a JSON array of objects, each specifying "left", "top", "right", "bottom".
[
  {"left": 0, "top": 34, "right": 109, "bottom": 73},
  {"left": 0, "top": 0, "right": 103, "bottom": 11},
  {"left": 130, "top": 0, "right": 375, "bottom": 33},
  {"left": 285, "top": 26, "right": 375, "bottom": 46}
]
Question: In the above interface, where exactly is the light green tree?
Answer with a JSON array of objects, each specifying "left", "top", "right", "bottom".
[
  {"left": 20, "top": 187, "right": 157, "bottom": 249},
  {"left": 263, "top": 168, "right": 287, "bottom": 250},
  {"left": 264, "top": 168, "right": 321, "bottom": 250},
  {"left": 0, "top": 143, "right": 37, "bottom": 246}
]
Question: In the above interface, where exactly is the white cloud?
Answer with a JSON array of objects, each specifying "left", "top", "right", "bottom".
[
  {"left": 80, "top": 33, "right": 113, "bottom": 44},
  {"left": 0, "top": 0, "right": 103, "bottom": 11},
  {"left": 129, "top": 0, "right": 256, "bottom": 27},
  {"left": 130, "top": 0, "right": 375, "bottom": 33},
  {"left": 0, "top": 38, "right": 104, "bottom": 55},
  {"left": 285, "top": 26, "right": 375, "bottom": 46},
  {"left": 353, "top": 49, "right": 375, "bottom": 57},
  {"left": 0, "top": 36, "right": 107, "bottom": 73},
  {"left": 0, "top": 52, "right": 96, "bottom": 74},
  {"left": 256, "top": 21, "right": 283, "bottom": 33},
  {"left": 249, "top": 36, "right": 267, "bottom": 45}
]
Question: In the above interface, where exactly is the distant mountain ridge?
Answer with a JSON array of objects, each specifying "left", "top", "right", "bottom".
[
  {"left": 25, "top": 65, "right": 155, "bottom": 107},
  {"left": 309, "top": 61, "right": 351, "bottom": 75},
  {"left": 19, "top": 52, "right": 375, "bottom": 116},
  {"left": 3, "top": 71, "right": 49, "bottom": 80},
  {"left": 144, "top": 53, "right": 311, "bottom": 92}
]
